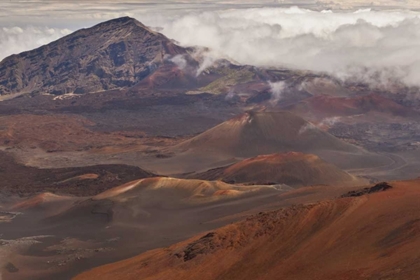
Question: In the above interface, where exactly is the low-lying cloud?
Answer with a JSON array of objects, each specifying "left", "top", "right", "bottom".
[
  {"left": 158, "top": 7, "right": 420, "bottom": 87},
  {"left": 269, "top": 81, "right": 286, "bottom": 104},
  {"left": 299, "top": 122, "right": 317, "bottom": 135},
  {"left": 169, "top": 54, "right": 188, "bottom": 71},
  {"left": 319, "top": 116, "right": 341, "bottom": 127},
  {"left": 2, "top": 4, "right": 420, "bottom": 88}
]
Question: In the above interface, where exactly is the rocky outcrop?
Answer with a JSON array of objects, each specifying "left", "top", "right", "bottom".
[{"left": 340, "top": 182, "right": 392, "bottom": 197}]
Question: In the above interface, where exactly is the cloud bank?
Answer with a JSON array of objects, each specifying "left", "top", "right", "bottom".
[
  {"left": 158, "top": 7, "right": 420, "bottom": 87},
  {"left": 0, "top": 27, "right": 72, "bottom": 59},
  {"left": 2, "top": 3, "right": 420, "bottom": 87}
]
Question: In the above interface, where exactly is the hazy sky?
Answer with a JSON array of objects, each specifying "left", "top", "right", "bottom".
[{"left": 2, "top": 1, "right": 420, "bottom": 87}]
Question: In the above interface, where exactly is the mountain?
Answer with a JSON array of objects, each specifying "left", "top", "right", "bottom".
[
  {"left": 0, "top": 17, "right": 192, "bottom": 95},
  {"left": 145, "top": 110, "right": 391, "bottom": 174},
  {"left": 0, "top": 16, "right": 322, "bottom": 102},
  {"left": 189, "top": 152, "right": 366, "bottom": 187},
  {"left": 75, "top": 181, "right": 420, "bottom": 280},
  {"left": 173, "top": 111, "right": 360, "bottom": 157}
]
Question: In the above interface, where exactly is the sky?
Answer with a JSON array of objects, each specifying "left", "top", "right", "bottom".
[{"left": 1, "top": 0, "right": 420, "bottom": 87}]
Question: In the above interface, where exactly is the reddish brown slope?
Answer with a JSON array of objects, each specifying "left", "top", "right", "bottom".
[
  {"left": 173, "top": 111, "right": 361, "bottom": 157},
  {"left": 161, "top": 111, "right": 389, "bottom": 174},
  {"left": 75, "top": 180, "right": 420, "bottom": 280},
  {"left": 0, "top": 114, "right": 138, "bottom": 152},
  {"left": 191, "top": 152, "right": 365, "bottom": 187},
  {"left": 289, "top": 94, "right": 417, "bottom": 120}
]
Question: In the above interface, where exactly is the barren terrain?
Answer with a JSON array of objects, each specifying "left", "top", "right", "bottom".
[
  {"left": 1, "top": 15, "right": 420, "bottom": 280},
  {"left": 76, "top": 181, "right": 420, "bottom": 280}
]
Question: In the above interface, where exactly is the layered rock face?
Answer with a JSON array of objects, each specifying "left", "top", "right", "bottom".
[{"left": 0, "top": 17, "right": 188, "bottom": 95}]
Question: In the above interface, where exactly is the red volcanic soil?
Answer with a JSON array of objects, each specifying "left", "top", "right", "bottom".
[
  {"left": 1, "top": 177, "right": 355, "bottom": 280},
  {"left": 133, "top": 63, "right": 198, "bottom": 90},
  {"left": 158, "top": 110, "right": 390, "bottom": 174},
  {"left": 75, "top": 180, "right": 420, "bottom": 280},
  {"left": 190, "top": 152, "right": 365, "bottom": 187},
  {"left": 0, "top": 114, "right": 149, "bottom": 152},
  {"left": 91, "top": 177, "right": 255, "bottom": 202},
  {"left": 11, "top": 193, "right": 74, "bottom": 210},
  {"left": 173, "top": 111, "right": 360, "bottom": 157},
  {"left": 144, "top": 110, "right": 391, "bottom": 175}
]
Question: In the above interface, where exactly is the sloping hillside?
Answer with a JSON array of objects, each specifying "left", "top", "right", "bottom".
[
  {"left": 173, "top": 111, "right": 361, "bottom": 157},
  {"left": 75, "top": 181, "right": 420, "bottom": 280},
  {"left": 151, "top": 111, "right": 388, "bottom": 174},
  {"left": 190, "top": 152, "right": 366, "bottom": 187}
]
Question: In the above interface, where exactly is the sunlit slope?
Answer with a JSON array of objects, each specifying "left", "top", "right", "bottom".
[
  {"left": 191, "top": 152, "right": 366, "bottom": 187},
  {"left": 75, "top": 180, "right": 420, "bottom": 280},
  {"left": 157, "top": 111, "right": 388, "bottom": 174},
  {"left": 174, "top": 111, "right": 360, "bottom": 156}
]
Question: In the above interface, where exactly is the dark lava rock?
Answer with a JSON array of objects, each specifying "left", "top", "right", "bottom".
[
  {"left": 5, "top": 262, "right": 19, "bottom": 273},
  {"left": 341, "top": 182, "right": 392, "bottom": 198},
  {"left": 0, "top": 151, "right": 155, "bottom": 196},
  {"left": 181, "top": 232, "right": 217, "bottom": 262}
]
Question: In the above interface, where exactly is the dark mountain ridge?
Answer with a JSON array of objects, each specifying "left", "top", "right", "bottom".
[{"left": 0, "top": 17, "right": 191, "bottom": 95}]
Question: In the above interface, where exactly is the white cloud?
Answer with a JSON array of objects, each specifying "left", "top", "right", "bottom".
[
  {"left": 2, "top": 3, "right": 420, "bottom": 88},
  {"left": 195, "top": 53, "right": 217, "bottom": 77},
  {"left": 157, "top": 7, "right": 420, "bottom": 87},
  {"left": 319, "top": 116, "right": 341, "bottom": 127},
  {"left": 269, "top": 81, "right": 286, "bottom": 104},
  {"left": 299, "top": 122, "right": 316, "bottom": 134},
  {"left": 3, "top": 27, "right": 24, "bottom": 35},
  {"left": 0, "top": 27, "right": 72, "bottom": 59},
  {"left": 169, "top": 54, "right": 188, "bottom": 70}
]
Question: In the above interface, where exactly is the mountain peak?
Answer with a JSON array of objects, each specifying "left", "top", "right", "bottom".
[
  {"left": 109, "top": 16, "right": 137, "bottom": 23},
  {"left": 0, "top": 16, "right": 187, "bottom": 95},
  {"left": 94, "top": 16, "right": 150, "bottom": 31}
]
